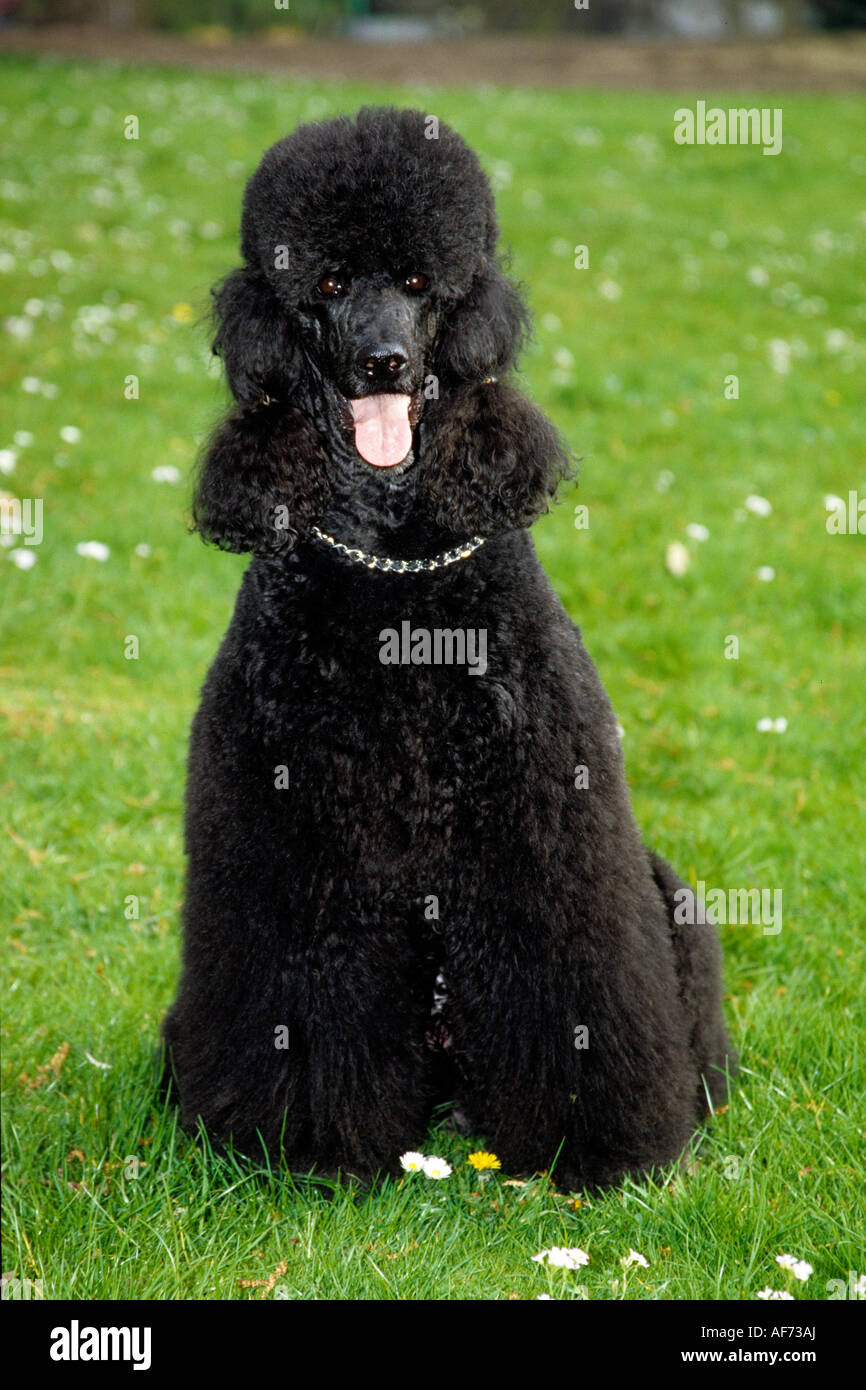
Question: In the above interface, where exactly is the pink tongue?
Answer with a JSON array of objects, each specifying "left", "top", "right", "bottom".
[{"left": 350, "top": 394, "right": 413, "bottom": 468}]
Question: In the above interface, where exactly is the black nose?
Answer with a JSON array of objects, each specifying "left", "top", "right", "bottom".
[{"left": 358, "top": 346, "right": 409, "bottom": 385}]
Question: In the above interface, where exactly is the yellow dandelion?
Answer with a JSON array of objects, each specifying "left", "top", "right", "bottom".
[
  {"left": 467, "top": 1151, "right": 501, "bottom": 1171},
  {"left": 171, "top": 303, "right": 195, "bottom": 324}
]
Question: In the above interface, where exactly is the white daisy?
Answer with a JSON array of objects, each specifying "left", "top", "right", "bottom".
[
  {"left": 665, "top": 541, "right": 690, "bottom": 577},
  {"left": 768, "top": 339, "right": 791, "bottom": 374},
  {"left": 757, "top": 1288, "right": 794, "bottom": 1300},
  {"left": 76, "top": 540, "right": 110, "bottom": 562},
  {"left": 621, "top": 1249, "right": 649, "bottom": 1269},
  {"left": 152, "top": 465, "right": 181, "bottom": 484},
  {"left": 686, "top": 523, "right": 710, "bottom": 542},
  {"left": 60, "top": 426, "right": 82, "bottom": 444},
  {"left": 776, "top": 1254, "right": 812, "bottom": 1282},
  {"left": 756, "top": 566, "right": 775, "bottom": 582},
  {"left": 745, "top": 494, "right": 772, "bottom": 517},
  {"left": 533, "top": 1246, "right": 589, "bottom": 1269},
  {"left": 825, "top": 329, "right": 850, "bottom": 353},
  {"left": 399, "top": 1151, "right": 426, "bottom": 1173},
  {"left": 8, "top": 548, "right": 37, "bottom": 570},
  {"left": 4, "top": 316, "right": 33, "bottom": 340},
  {"left": 421, "top": 1156, "right": 452, "bottom": 1180}
]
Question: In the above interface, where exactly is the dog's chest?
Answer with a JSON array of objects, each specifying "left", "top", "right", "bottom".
[{"left": 248, "top": 582, "right": 524, "bottom": 866}]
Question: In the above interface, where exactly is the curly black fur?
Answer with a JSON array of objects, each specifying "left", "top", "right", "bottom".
[
  {"left": 192, "top": 403, "right": 330, "bottom": 555},
  {"left": 163, "top": 106, "right": 735, "bottom": 1191}
]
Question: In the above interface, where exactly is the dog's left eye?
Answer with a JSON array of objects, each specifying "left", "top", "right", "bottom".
[
  {"left": 404, "top": 273, "right": 429, "bottom": 293},
  {"left": 317, "top": 275, "right": 344, "bottom": 297}
]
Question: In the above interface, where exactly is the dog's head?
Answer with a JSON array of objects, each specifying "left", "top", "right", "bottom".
[{"left": 195, "top": 107, "right": 570, "bottom": 553}]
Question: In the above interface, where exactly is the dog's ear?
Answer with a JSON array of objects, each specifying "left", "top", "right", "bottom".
[
  {"left": 211, "top": 267, "right": 306, "bottom": 405},
  {"left": 419, "top": 381, "right": 573, "bottom": 535},
  {"left": 192, "top": 403, "right": 330, "bottom": 554},
  {"left": 433, "top": 262, "right": 529, "bottom": 384}
]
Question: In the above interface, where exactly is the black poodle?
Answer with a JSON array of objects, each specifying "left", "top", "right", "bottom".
[{"left": 163, "top": 106, "right": 734, "bottom": 1191}]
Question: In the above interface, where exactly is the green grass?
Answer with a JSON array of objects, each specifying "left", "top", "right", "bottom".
[{"left": 1, "top": 55, "right": 864, "bottom": 1302}]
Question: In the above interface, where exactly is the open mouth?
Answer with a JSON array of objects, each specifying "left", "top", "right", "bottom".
[{"left": 337, "top": 389, "right": 421, "bottom": 469}]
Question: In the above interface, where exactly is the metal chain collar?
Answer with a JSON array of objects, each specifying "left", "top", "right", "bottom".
[{"left": 309, "top": 525, "right": 486, "bottom": 574}]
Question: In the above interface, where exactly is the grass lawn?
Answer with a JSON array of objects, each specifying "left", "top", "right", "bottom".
[{"left": 1, "top": 54, "right": 864, "bottom": 1303}]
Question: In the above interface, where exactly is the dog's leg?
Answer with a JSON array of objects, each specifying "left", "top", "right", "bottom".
[
  {"left": 441, "top": 847, "right": 720, "bottom": 1193},
  {"left": 164, "top": 696, "right": 437, "bottom": 1179},
  {"left": 167, "top": 887, "right": 438, "bottom": 1179}
]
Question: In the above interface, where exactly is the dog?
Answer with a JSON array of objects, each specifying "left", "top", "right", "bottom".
[{"left": 162, "top": 106, "right": 735, "bottom": 1191}]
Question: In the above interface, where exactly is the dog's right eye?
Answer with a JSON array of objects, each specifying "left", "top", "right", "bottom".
[{"left": 316, "top": 275, "right": 344, "bottom": 297}]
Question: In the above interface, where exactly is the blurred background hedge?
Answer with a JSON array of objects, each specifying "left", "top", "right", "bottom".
[{"left": 10, "top": 0, "right": 866, "bottom": 37}]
